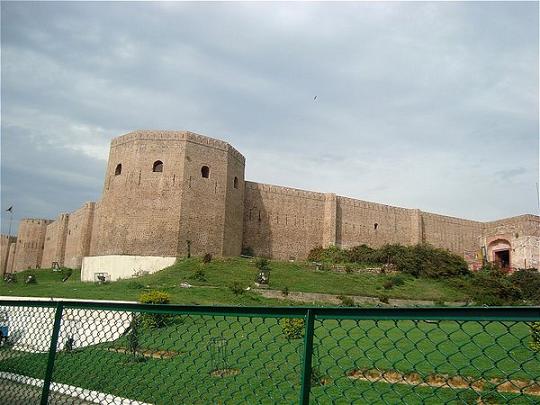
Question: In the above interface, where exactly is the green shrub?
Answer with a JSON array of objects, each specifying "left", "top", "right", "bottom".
[
  {"left": 470, "top": 266, "right": 522, "bottom": 306},
  {"left": 191, "top": 266, "right": 207, "bottom": 282},
  {"left": 127, "top": 315, "right": 141, "bottom": 358},
  {"left": 390, "top": 275, "right": 406, "bottom": 286},
  {"left": 281, "top": 318, "right": 304, "bottom": 339},
  {"left": 347, "top": 244, "right": 376, "bottom": 263},
  {"left": 337, "top": 295, "right": 355, "bottom": 307},
  {"left": 139, "top": 290, "right": 171, "bottom": 328},
  {"left": 202, "top": 253, "right": 212, "bottom": 264},
  {"left": 384, "top": 275, "right": 406, "bottom": 289},
  {"left": 229, "top": 282, "right": 244, "bottom": 295},
  {"left": 344, "top": 264, "right": 354, "bottom": 274},
  {"left": 241, "top": 246, "right": 254, "bottom": 257},
  {"left": 307, "top": 246, "right": 325, "bottom": 262},
  {"left": 255, "top": 258, "right": 270, "bottom": 271},
  {"left": 530, "top": 322, "right": 540, "bottom": 352},
  {"left": 510, "top": 268, "right": 540, "bottom": 304},
  {"left": 282, "top": 286, "right": 289, "bottom": 297},
  {"left": 379, "top": 294, "right": 389, "bottom": 304}
]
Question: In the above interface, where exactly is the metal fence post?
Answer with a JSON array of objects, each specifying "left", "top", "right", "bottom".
[
  {"left": 40, "top": 302, "right": 64, "bottom": 405},
  {"left": 299, "top": 309, "right": 315, "bottom": 405}
]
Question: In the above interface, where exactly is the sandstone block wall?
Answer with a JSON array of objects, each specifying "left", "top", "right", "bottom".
[
  {"left": 12, "top": 219, "right": 52, "bottom": 272},
  {"left": 242, "top": 182, "right": 326, "bottom": 260},
  {"left": 41, "top": 213, "right": 69, "bottom": 268},
  {"left": 483, "top": 215, "right": 540, "bottom": 269},
  {"left": 64, "top": 202, "right": 95, "bottom": 269},
  {"left": 420, "top": 212, "right": 484, "bottom": 258},
  {"left": 1, "top": 235, "right": 17, "bottom": 276},
  {"left": 176, "top": 133, "right": 245, "bottom": 257},
  {"left": 6, "top": 243, "right": 16, "bottom": 274},
  {"left": 336, "top": 196, "right": 418, "bottom": 249},
  {"left": 8, "top": 129, "right": 539, "bottom": 272}
]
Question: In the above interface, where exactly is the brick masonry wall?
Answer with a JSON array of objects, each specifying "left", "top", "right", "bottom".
[
  {"left": 1, "top": 235, "right": 17, "bottom": 275},
  {"left": 336, "top": 196, "right": 419, "bottom": 248},
  {"left": 420, "top": 212, "right": 484, "bottom": 258},
  {"left": 176, "top": 133, "right": 245, "bottom": 257},
  {"left": 41, "top": 213, "right": 69, "bottom": 268},
  {"left": 12, "top": 219, "right": 52, "bottom": 272},
  {"left": 64, "top": 202, "right": 95, "bottom": 268},
  {"left": 6, "top": 243, "right": 16, "bottom": 274},
  {"left": 242, "top": 181, "right": 326, "bottom": 260},
  {"left": 483, "top": 215, "right": 540, "bottom": 269},
  {"left": 8, "top": 130, "right": 540, "bottom": 270}
]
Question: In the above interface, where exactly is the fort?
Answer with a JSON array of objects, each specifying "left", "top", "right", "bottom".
[{"left": 1, "top": 130, "right": 539, "bottom": 281}]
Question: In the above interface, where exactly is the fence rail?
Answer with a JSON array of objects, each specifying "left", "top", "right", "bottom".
[{"left": 0, "top": 300, "right": 539, "bottom": 404}]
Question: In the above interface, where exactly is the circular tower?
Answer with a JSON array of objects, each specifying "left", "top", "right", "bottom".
[{"left": 91, "top": 130, "right": 245, "bottom": 258}]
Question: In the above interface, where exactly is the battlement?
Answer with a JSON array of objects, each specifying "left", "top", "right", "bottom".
[
  {"left": 245, "top": 181, "right": 326, "bottom": 201},
  {"left": 110, "top": 130, "right": 245, "bottom": 164}
]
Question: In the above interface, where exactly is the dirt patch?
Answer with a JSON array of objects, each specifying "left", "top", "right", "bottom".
[
  {"left": 347, "top": 368, "right": 539, "bottom": 396},
  {"left": 210, "top": 368, "right": 240, "bottom": 378},
  {"left": 105, "top": 347, "right": 179, "bottom": 359}
]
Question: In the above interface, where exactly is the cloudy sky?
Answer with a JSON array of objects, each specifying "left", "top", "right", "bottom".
[{"left": 1, "top": 1, "right": 538, "bottom": 234}]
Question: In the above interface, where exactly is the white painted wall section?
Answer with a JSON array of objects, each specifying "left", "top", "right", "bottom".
[{"left": 81, "top": 255, "right": 176, "bottom": 282}]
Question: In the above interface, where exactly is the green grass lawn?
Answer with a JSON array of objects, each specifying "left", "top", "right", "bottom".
[
  {"left": 0, "top": 257, "right": 470, "bottom": 304},
  {"left": 1, "top": 313, "right": 538, "bottom": 404}
]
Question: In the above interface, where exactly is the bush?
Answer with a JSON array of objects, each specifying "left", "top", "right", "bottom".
[
  {"left": 241, "top": 246, "right": 254, "bottom": 257},
  {"left": 202, "top": 253, "right": 212, "bottom": 264},
  {"left": 281, "top": 286, "right": 289, "bottom": 297},
  {"left": 139, "top": 290, "right": 171, "bottom": 328},
  {"left": 510, "top": 268, "right": 540, "bottom": 304},
  {"left": 530, "top": 322, "right": 540, "bottom": 352},
  {"left": 307, "top": 246, "right": 325, "bottom": 262},
  {"left": 379, "top": 294, "right": 389, "bottom": 304},
  {"left": 384, "top": 274, "right": 406, "bottom": 289},
  {"left": 229, "top": 282, "right": 244, "bottom": 295},
  {"left": 191, "top": 266, "right": 207, "bottom": 282},
  {"left": 470, "top": 266, "right": 522, "bottom": 306},
  {"left": 255, "top": 258, "right": 270, "bottom": 271},
  {"left": 337, "top": 295, "right": 355, "bottom": 307},
  {"left": 127, "top": 315, "right": 141, "bottom": 358},
  {"left": 281, "top": 318, "right": 304, "bottom": 339},
  {"left": 344, "top": 264, "right": 354, "bottom": 274},
  {"left": 347, "top": 244, "right": 376, "bottom": 263}
]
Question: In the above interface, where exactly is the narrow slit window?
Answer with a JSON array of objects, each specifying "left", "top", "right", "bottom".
[
  {"left": 153, "top": 160, "right": 163, "bottom": 172},
  {"left": 234, "top": 176, "right": 239, "bottom": 189},
  {"left": 374, "top": 223, "right": 378, "bottom": 230},
  {"left": 115, "top": 164, "right": 122, "bottom": 175},
  {"left": 201, "top": 165, "right": 210, "bottom": 178}
]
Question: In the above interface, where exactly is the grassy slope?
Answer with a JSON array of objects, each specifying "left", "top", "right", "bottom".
[
  {"left": 0, "top": 257, "right": 469, "bottom": 304},
  {"left": 1, "top": 316, "right": 537, "bottom": 404}
]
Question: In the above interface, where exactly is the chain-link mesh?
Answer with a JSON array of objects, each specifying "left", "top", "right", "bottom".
[{"left": 0, "top": 302, "right": 539, "bottom": 404}]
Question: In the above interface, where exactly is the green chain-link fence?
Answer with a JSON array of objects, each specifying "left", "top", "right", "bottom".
[{"left": 0, "top": 300, "right": 538, "bottom": 404}]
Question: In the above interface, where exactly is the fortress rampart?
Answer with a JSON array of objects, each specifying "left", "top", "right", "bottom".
[{"left": 3, "top": 130, "right": 539, "bottom": 275}]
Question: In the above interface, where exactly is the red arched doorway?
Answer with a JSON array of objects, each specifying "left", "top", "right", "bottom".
[{"left": 487, "top": 239, "right": 512, "bottom": 269}]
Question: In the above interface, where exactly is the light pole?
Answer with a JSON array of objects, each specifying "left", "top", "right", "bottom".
[{"left": 2, "top": 206, "right": 14, "bottom": 278}]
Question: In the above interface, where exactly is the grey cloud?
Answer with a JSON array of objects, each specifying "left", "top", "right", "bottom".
[{"left": 1, "top": 1, "right": 538, "bottom": 233}]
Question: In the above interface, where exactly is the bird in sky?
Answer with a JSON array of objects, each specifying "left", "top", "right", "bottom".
[{"left": 313, "top": 96, "right": 317, "bottom": 101}]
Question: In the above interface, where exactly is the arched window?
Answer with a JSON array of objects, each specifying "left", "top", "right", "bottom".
[
  {"left": 374, "top": 223, "right": 378, "bottom": 230},
  {"left": 201, "top": 165, "right": 210, "bottom": 178},
  {"left": 233, "top": 176, "right": 239, "bottom": 189},
  {"left": 115, "top": 164, "right": 122, "bottom": 175},
  {"left": 153, "top": 160, "right": 163, "bottom": 173}
]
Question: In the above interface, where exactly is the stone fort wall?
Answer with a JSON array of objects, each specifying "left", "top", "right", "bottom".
[
  {"left": 3, "top": 130, "right": 538, "bottom": 273},
  {"left": 41, "top": 213, "right": 69, "bottom": 269}
]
